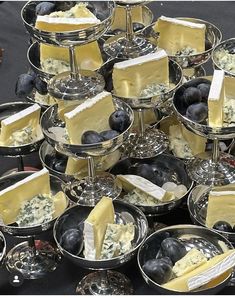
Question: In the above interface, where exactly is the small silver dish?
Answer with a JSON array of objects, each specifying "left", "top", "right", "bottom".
[
  {"left": 54, "top": 200, "right": 148, "bottom": 295},
  {"left": 110, "top": 153, "right": 193, "bottom": 216},
  {"left": 143, "top": 17, "right": 222, "bottom": 69},
  {"left": 0, "top": 171, "right": 69, "bottom": 279},
  {"left": 212, "top": 38, "right": 235, "bottom": 77},
  {"left": 0, "top": 102, "right": 44, "bottom": 157},
  {"left": 188, "top": 184, "right": 235, "bottom": 244},
  {"left": 138, "top": 224, "right": 233, "bottom": 294}
]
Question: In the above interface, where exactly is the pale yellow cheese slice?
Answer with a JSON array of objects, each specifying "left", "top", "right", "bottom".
[
  {"left": 64, "top": 91, "right": 115, "bottom": 144},
  {"left": 53, "top": 191, "right": 67, "bottom": 218},
  {"left": 154, "top": 16, "right": 206, "bottom": 55},
  {"left": 208, "top": 70, "right": 225, "bottom": 128},
  {"left": 180, "top": 124, "right": 206, "bottom": 155},
  {"left": 0, "top": 104, "right": 41, "bottom": 146},
  {"left": 111, "top": 6, "right": 143, "bottom": 31},
  {"left": 206, "top": 183, "right": 235, "bottom": 228},
  {"left": 0, "top": 168, "right": 50, "bottom": 225},
  {"left": 163, "top": 250, "right": 235, "bottom": 292},
  {"left": 84, "top": 196, "right": 115, "bottom": 259},
  {"left": 112, "top": 50, "right": 169, "bottom": 98}
]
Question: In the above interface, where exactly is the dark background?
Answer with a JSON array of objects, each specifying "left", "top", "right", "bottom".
[{"left": 0, "top": 1, "right": 235, "bottom": 295}]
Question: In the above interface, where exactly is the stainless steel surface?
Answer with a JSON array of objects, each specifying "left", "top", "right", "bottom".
[
  {"left": 99, "top": 58, "right": 183, "bottom": 109},
  {"left": 40, "top": 99, "right": 134, "bottom": 158},
  {"left": 110, "top": 154, "right": 193, "bottom": 216},
  {"left": 138, "top": 224, "right": 233, "bottom": 294},
  {"left": 188, "top": 185, "right": 235, "bottom": 244},
  {"left": 0, "top": 102, "right": 44, "bottom": 157},
  {"left": 53, "top": 200, "right": 148, "bottom": 292},
  {"left": 143, "top": 17, "right": 222, "bottom": 69},
  {"left": 0, "top": 231, "right": 6, "bottom": 266},
  {"left": 21, "top": 1, "right": 116, "bottom": 46},
  {"left": 212, "top": 38, "right": 235, "bottom": 77},
  {"left": 0, "top": 171, "right": 69, "bottom": 237}
]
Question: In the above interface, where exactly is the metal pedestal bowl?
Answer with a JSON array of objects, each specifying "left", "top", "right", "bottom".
[
  {"left": 54, "top": 200, "right": 148, "bottom": 295},
  {"left": 0, "top": 171, "right": 69, "bottom": 279},
  {"left": 138, "top": 224, "right": 233, "bottom": 294}
]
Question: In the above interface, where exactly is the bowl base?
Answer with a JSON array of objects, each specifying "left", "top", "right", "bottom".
[
  {"left": 6, "top": 240, "right": 62, "bottom": 279},
  {"left": 75, "top": 270, "right": 133, "bottom": 295},
  {"left": 48, "top": 70, "right": 105, "bottom": 100},
  {"left": 104, "top": 33, "right": 156, "bottom": 59},
  {"left": 121, "top": 127, "right": 169, "bottom": 159},
  {"left": 65, "top": 172, "right": 122, "bottom": 206},
  {"left": 187, "top": 152, "right": 235, "bottom": 186}
]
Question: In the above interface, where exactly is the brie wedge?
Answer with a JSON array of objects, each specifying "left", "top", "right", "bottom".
[
  {"left": 112, "top": 50, "right": 169, "bottom": 98},
  {"left": 155, "top": 16, "right": 206, "bottom": 55}
]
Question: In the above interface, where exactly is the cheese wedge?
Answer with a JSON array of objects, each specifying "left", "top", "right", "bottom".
[
  {"left": 111, "top": 6, "right": 143, "bottom": 31},
  {"left": 83, "top": 197, "right": 115, "bottom": 260},
  {"left": 53, "top": 191, "right": 67, "bottom": 218},
  {"left": 206, "top": 183, "right": 235, "bottom": 228},
  {"left": 173, "top": 248, "right": 207, "bottom": 277},
  {"left": 154, "top": 16, "right": 206, "bottom": 55},
  {"left": 117, "top": 174, "right": 175, "bottom": 202},
  {"left": 64, "top": 91, "right": 115, "bottom": 144},
  {"left": 208, "top": 70, "right": 225, "bottom": 128},
  {"left": 35, "top": 4, "right": 100, "bottom": 32},
  {"left": 0, "top": 168, "right": 50, "bottom": 225},
  {"left": 163, "top": 250, "right": 235, "bottom": 292},
  {"left": 0, "top": 104, "right": 41, "bottom": 146},
  {"left": 112, "top": 50, "right": 169, "bottom": 98}
]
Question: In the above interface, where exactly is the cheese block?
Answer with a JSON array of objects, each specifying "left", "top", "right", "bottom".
[
  {"left": 0, "top": 104, "right": 41, "bottom": 146},
  {"left": 206, "top": 183, "right": 235, "bottom": 228},
  {"left": 0, "top": 168, "right": 50, "bottom": 225},
  {"left": 112, "top": 50, "right": 169, "bottom": 98},
  {"left": 117, "top": 174, "right": 175, "bottom": 202},
  {"left": 154, "top": 16, "right": 206, "bottom": 55},
  {"left": 111, "top": 6, "right": 143, "bottom": 31},
  {"left": 163, "top": 250, "right": 235, "bottom": 292},
  {"left": 173, "top": 248, "right": 207, "bottom": 277},
  {"left": 53, "top": 191, "right": 67, "bottom": 218},
  {"left": 35, "top": 4, "right": 100, "bottom": 32},
  {"left": 65, "top": 157, "right": 87, "bottom": 176},
  {"left": 208, "top": 70, "right": 225, "bottom": 128},
  {"left": 64, "top": 91, "right": 115, "bottom": 144},
  {"left": 83, "top": 196, "right": 115, "bottom": 260},
  {"left": 181, "top": 124, "right": 206, "bottom": 155}
]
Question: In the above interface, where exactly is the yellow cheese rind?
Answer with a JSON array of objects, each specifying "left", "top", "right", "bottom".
[
  {"left": 155, "top": 16, "right": 206, "bottom": 55},
  {"left": 206, "top": 184, "right": 235, "bottom": 228},
  {"left": 163, "top": 250, "right": 235, "bottom": 292},
  {"left": 208, "top": 70, "right": 225, "bottom": 128},
  {"left": 0, "top": 104, "right": 41, "bottom": 146},
  {"left": 84, "top": 197, "right": 115, "bottom": 259},
  {"left": 112, "top": 50, "right": 169, "bottom": 98},
  {"left": 0, "top": 169, "right": 50, "bottom": 225},
  {"left": 64, "top": 91, "right": 115, "bottom": 144}
]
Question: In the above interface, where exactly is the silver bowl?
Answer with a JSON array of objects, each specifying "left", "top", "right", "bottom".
[
  {"left": 212, "top": 38, "right": 235, "bottom": 77},
  {"left": 0, "top": 102, "right": 44, "bottom": 157},
  {"left": 0, "top": 231, "right": 6, "bottom": 266},
  {"left": 143, "top": 18, "right": 222, "bottom": 69},
  {"left": 188, "top": 184, "right": 235, "bottom": 244},
  {"left": 110, "top": 154, "right": 193, "bottom": 216},
  {"left": 40, "top": 99, "right": 134, "bottom": 158},
  {"left": 138, "top": 224, "right": 233, "bottom": 294},
  {"left": 21, "top": 1, "right": 116, "bottom": 46},
  {"left": 0, "top": 171, "right": 69, "bottom": 279},
  {"left": 99, "top": 57, "right": 183, "bottom": 109},
  {"left": 54, "top": 200, "right": 148, "bottom": 294}
]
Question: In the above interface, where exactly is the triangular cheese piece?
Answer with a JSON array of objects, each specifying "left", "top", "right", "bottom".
[
  {"left": 208, "top": 70, "right": 225, "bottom": 128},
  {"left": 64, "top": 91, "right": 115, "bottom": 144},
  {"left": 112, "top": 50, "right": 169, "bottom": 98},
  {"left": 83, "top": 197, "right": 115, "bottom": 260},
  {"left": 154, "top": 16, "right": 206, "bottom": 55},
  {"left": 0, "top": 168, "right": 50, "bottom": 225}
]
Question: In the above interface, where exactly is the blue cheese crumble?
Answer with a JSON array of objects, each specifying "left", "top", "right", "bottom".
[
  {"left": 41, "top": 58, "right": 70, "bottom": 75},
  {"left": 16, "top": 194, "right": 55, "bottom": 227},
  {"left": 123, "top": 188, "right": 161, "bottom": 206},
  {"left": 214, "top": 49, "right": 235, "bottom": 74},
  {"left": 10, "top": 126, "right": 34, "bottom": 146}
]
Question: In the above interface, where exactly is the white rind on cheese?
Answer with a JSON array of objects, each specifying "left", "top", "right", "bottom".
[
  {"left": 36, "top": 16, "right": 100, "bottom": 25},
  {"left": 1, "top": 104, "right": 40, "bottom": 126},
  {"left": 209, "top": 191, "right": 235, "bottom": 196},
  {"left": 83, "top": 221, "right": 96, "bottom": 260},
  {"left": 208, "top": 70, "right": 225, "bottom": 102},
  {"left": 159, "top": 16, "right": 206, "bottom": 29},
  {"left": 113, "top": 50, "right": 168, "bottom": 69},
  {"left": 64, "top": 91, "right": 111, "bottom": 119},
  {"left": 0, "top": 168, "right": 49, "bottom": 196}
]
